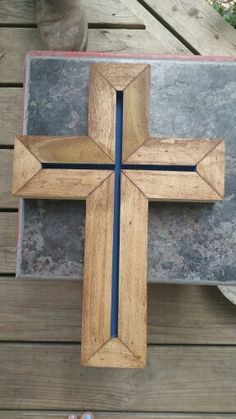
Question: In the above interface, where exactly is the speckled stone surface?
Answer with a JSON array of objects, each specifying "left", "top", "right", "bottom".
[{"left": 17, "top": 54, "right": 236, "bottom": 284}]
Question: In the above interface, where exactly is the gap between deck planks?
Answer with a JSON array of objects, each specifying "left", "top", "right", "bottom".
[
  {"left": 138, "top": 0, "right": 236, "bottom": 55},
  {"left": 0, "top": 344, "right": 236, "bottom": 411},
  {"left": 0, "top": 276, "right": 236, "bottom": 344}
]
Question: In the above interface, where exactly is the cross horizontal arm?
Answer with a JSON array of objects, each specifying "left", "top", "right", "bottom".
[
  {"left": 124, "top": 138, "right": 223, "bottom": 166},
  {"left": 16, "top": 136, "right": 114, "bottom": 164},
  {"left": 123, "top": 139, "right": 225, "bottom": 202},
  {"left": 124, "top": 170, "right": 223, "bottom": 202},
  {"left": 12, "top": 136, "right": 113, "bottom": 197},
  {"left": 14, "top": 168, "right": 112, "bottom": 199}
]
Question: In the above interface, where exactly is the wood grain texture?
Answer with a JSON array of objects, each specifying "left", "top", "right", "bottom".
[
  {"left": 85, "top": 338, "right": 144, "bottom": 368},
  {"left": 0, "top": 0, "right": 143, "bottom": 25},
  {"left": 0, "top": 28, "right": 165, "bottom": 84},
  {"left": 121, "top": 0, "right": 190, "bottom": 55},
  {"left": 14, "top": 168, "right": 112, "bottom": 199},
  {"left": 0, "top": 150, "right": 18, "bottom": 208},
  {"left": 0, "top": 214, "right": 17, "bottom": 273},
  {"left": 124, "top": 170, "right": 223, "bottom": 202},
  {"left": 122, "top": 65, "right": 150, "bottom": 161},
  {"left": 140, "top": 0, "right": 236, "bottom": 55},
  {"left": 125, "top": 138, "right": 223, "bottom": 165},
  {"left": 0, "top": 0, "right": 190, "bottom": 55},
  {"left": 0, "top": 415, "right": 233, "bottom": 419},
  {"left": 18, "top": 136, "right": 113, "bottom": 164},
  {"left": 88, "top": 65, "right": 116, "bottom": 160},
  {"left": 197, "top": 141, "right": 225, "bottom": 198},
  {"left": 0, "top": 88, "right": 22, "bottom": 145},
  {"left": 81, "top": 174, "right": 114, "bottom": 365},
  {"left": 119, "top": 174, "right": 148, "bottom": 367},
  {"left": 94, "top": 63, "right": 150, "bottom": 91},
  {"left": 0, "top": 344, "right": 236, "bottom": 411},
  {"left": 12, "top": 137, "right": 41, "bottom": 195},
  {"left": 0, "top": 276, "right": 236, "bottom": 344}
]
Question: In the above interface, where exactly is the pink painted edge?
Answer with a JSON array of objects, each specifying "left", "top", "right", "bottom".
[{"left": 25, "top": 50, "right": 236, "bottom": 62}]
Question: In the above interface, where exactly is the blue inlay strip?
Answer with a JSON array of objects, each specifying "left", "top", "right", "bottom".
[
  {"left": 42, "top": 163, "right": 114, "bottom": 170},
  {"left": 42, "top": 164, "right": 196, "bottom": 172},
  {"left": 110, "top": 91, "right": 123, "bottom": 338},
  {"left": 122, "top": 164, "right": 196, "bottom": 171}
]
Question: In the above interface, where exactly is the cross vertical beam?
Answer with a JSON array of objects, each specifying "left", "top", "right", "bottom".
[{"left": 12, "top": 63, "right": 225, "bottom": 369}]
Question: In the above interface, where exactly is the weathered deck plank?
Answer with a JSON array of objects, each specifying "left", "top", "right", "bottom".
[
  {"left": 0, "top": 215, "right": 17, "bottom": 273},
  {"left": 0, "top": 344, "right": 236, "bottom": 411},
  {"left": 0, "top": 150, "right": 17, "bottom": 208},
  {"left": 0, "top": 88, "right": 22, "bottom": 145},
  {"left": 0, "top": 275, "right": 236, "bottom": 344},
  {"left": 141, "top": 0, "right": 236, "bottom": 55},
  {"left": 0, "top": 151, "right": 15, "bottom": 208},
  {"left": 0, "top": 0, "right": 143, "bottom": 26}
]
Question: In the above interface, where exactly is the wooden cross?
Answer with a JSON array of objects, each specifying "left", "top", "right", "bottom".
[{"left": 12, "top": 64, "right": 225, "bottom": 368}]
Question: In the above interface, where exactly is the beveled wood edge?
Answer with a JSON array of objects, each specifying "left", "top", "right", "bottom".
[
  {"left": 124, "top": 137, "right": 223, "bottom": 165},
  {"left": 12, "top": 136, "right": 114, "bottom": 197},
  {"left": 82, "top": 337, "right": 145, "bottom": 368},
  {"left": 118, "top": 173, "right": 148, "bottom": 367},
  {"left": 197, "top": 140, "right": 225, "bottom": 198},
  {"left": 88, "top": 65, "right": 116, "bottom": 160},
  {"left": 122, "top": 65, "right": 151, "bottom": 161},
  {"left": 91, "top": 63, "right": 150, "bottom": 91},
  {"left": 123, "top": 170, "right": 223, "bottom": 202},
  {"left": 13, "top": 167, "right": 113, "bottom": 199},
  {"left": 12, "top": 137, "right": 41, "bottom": 195},
  {"left": 16, "top": 135, "right": 114, "bottom": 164},
  {"left": 81, "top": 172, "right": 147, "bottom": 369},
  {"left": 89, "top": 63, "right": 151, "bottom": 162},
  {"left": 80, "top": 174, "right": 114, "bottom": 365}
]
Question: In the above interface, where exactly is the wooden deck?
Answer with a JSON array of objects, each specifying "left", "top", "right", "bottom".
[{"left": 0, "top": 0, "right": 236, "bottom": 417}]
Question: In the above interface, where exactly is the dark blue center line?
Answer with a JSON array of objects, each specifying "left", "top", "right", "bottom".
[
  {"left": 122, "top": 164, "right": 196, "bottom": 171},
  {"left": 110, "top": 91, "right": 123, "bottom": 338},
  {"left": 42, "top": 163, "right": 115, "bottom": 170},
  {"left": 42, "top": 164, "right": 196, "bottom": 172}
]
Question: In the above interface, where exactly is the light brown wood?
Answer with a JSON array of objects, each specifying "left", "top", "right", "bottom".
[
  {"left": 124, "top": 170, "right": 223, "bottom": 202},
  {"left": 81, "top": 174, "right": 114, "bottom": 365},
  {"left": 85, "top": 338, "right": 143, "bottom": 368},
  {"left": 0, "top": 150, "right": 18, "bottom": 208},
  {"left": 18, "top": 136, "right": 113, "bottom": 164},
  {"left": 141, "top": 0, "right": 236, "bottom": 55},
  {"left": 0, "top": 275, "right": 236, "bottom": 345},
  {"left": 94, "top": 63, "right": 150, "bottom": 91},
  {"left": 121, "top": 0, "right": 190, "bottom": 55},
  {"left": 88, "top": 65, "right": 116, "bottom": 160},
  {"left": 119, "top": 174, "right": 148, "bottom": 367},
  {"left": 197, "top": 141, "right": 225, "bottom": 198},
  {"left": 12, "top": 137, "right": 41, "bottom": 195},
  {"left": 0, "top": 88, "right": 22, "bottom": 145},
  {"left": 0, "top": 0, "right": 144, "bottom": 26},
  {"left": 13, "top": 168, "right": 112, "bottom": 200},
  {"left": 0, "top": 344, "right": 236, "bottom": 411},
  {"left": 125, "top": 138, "right": 223, "bottom": 165},
  {"left": 122, "top": 65, "right": 150, "bottom": 160}
]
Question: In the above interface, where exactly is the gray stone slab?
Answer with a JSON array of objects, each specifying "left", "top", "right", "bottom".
[{"left": 17, "top": 54, "right": 236, "bottom": 284}]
